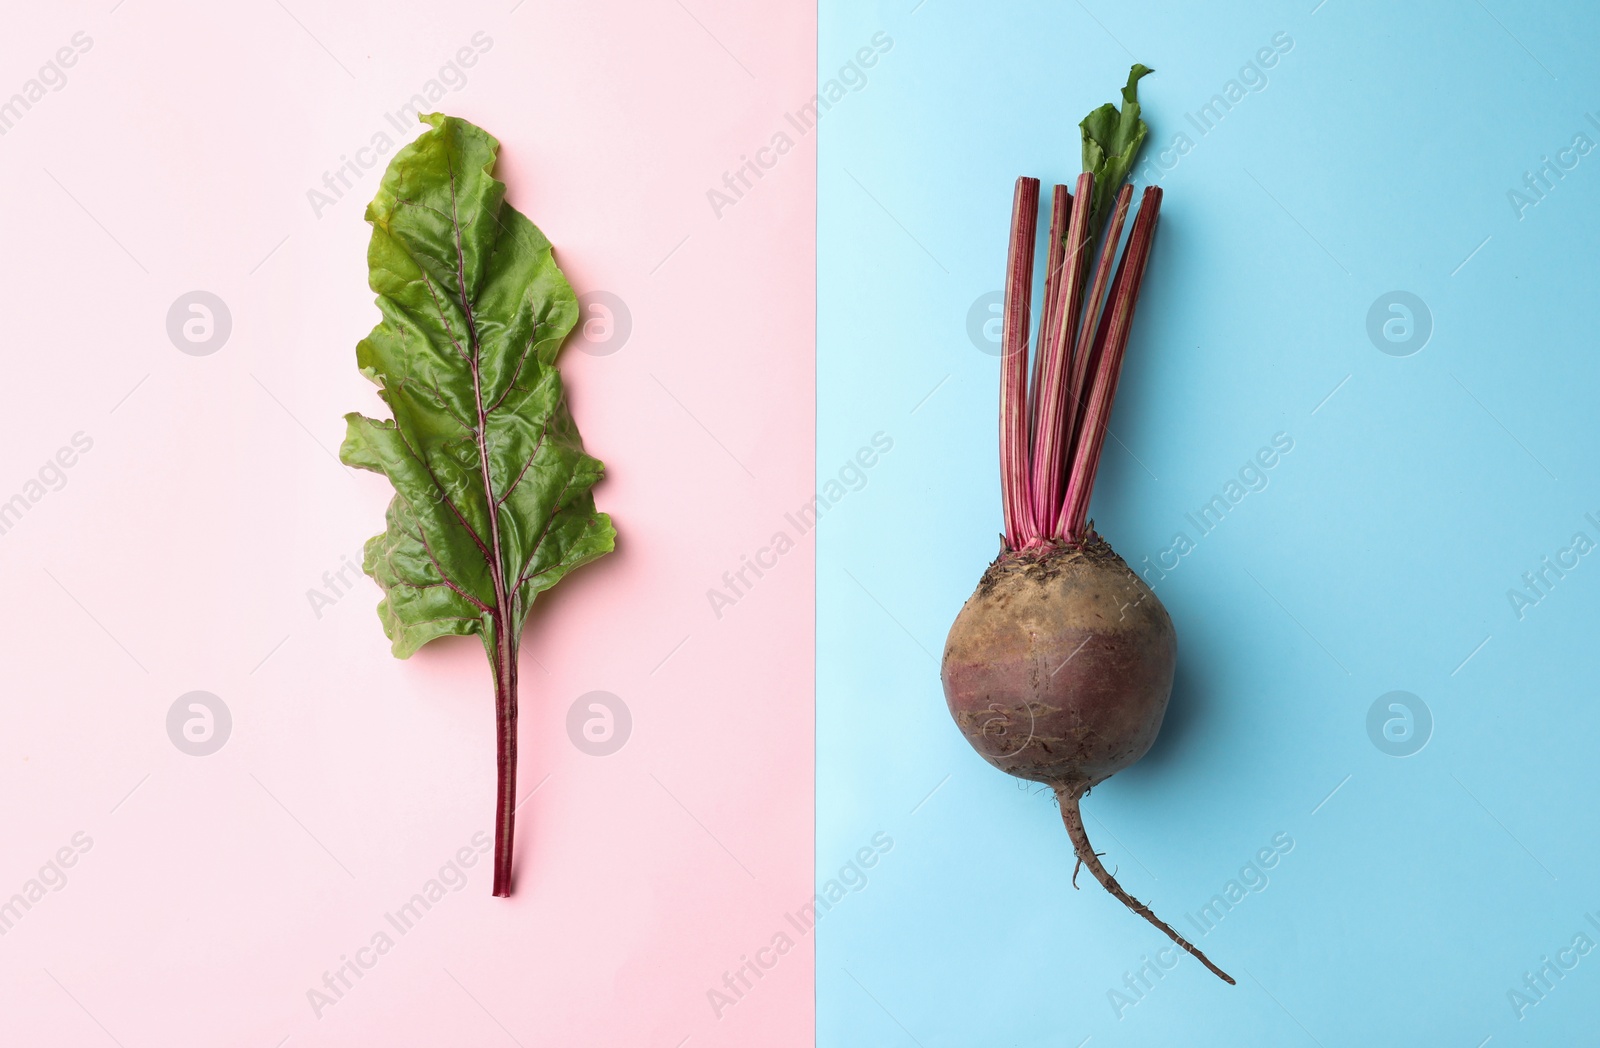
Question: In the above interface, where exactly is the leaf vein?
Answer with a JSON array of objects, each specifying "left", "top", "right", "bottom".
[
  {"left": 496, "top": 418, "right": 552, "bottom": 507},
  {"left": 514, "top": 468, "right": 583, "bottom": 590},
  {"left": 412, "top": 518, "right": 492, "bottom": 614},
  {"left": 387, "top": 423, "right": 496, "bottom": 565}
]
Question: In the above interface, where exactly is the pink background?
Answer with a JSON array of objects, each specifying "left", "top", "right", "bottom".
[{"left": 0, "top": 1, "right": 814, "bottom": 1045}]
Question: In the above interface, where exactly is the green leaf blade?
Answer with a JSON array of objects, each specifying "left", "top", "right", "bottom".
[
  {"left": 1081, "top": 63, "right": 1154, "bottom": 237},
  {"left": 342, "top": 113, "right": 613, "bottom": 657},
  {"left": 363, "top": 496, "right": 492, "bottom": 659}
]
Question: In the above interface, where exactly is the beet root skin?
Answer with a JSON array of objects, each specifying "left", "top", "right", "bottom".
[{"left": 941, "top": 539, "right": 1175, "bottom": 788}]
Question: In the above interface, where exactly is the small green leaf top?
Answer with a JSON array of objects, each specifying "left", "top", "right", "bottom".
[
  {"left": 1080, "top": 63, "right": 1154, "bottom": 238},
  {"left": 340, "top": 113, "right": 614, "bottom": 659}
]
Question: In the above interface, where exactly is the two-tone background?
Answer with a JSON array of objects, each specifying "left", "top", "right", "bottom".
[{"left": 4, "top": 1, "right": 1599, "bottom": 1045}]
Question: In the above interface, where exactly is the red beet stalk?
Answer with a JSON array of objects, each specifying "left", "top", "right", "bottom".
[
  {"left": 1059, "top": 186, "right": 1162, "bottom": 541},
  {"left": 1062, "top": 184, "right": 1133, "bottom": 466},
  {"left": 999, "top": 181, "right": 1161, "bottom": 549},
  {"left": 999, "top": 177, "right": 1039, "bottom": 549},
  {"left": 1028, "top": 184, "right": 1072, "bottom": 444},
  {"left": 1027, "top": 172, "right": 1093, "bottom": 542}
]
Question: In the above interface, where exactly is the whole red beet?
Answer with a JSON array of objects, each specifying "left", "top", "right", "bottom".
[{"left": 948, "top": 84, "right": 1233, "bottom": 983}]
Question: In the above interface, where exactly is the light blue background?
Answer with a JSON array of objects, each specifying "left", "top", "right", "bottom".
[{"left": 817, "top": 1, "right": 1600, "bottom": 1044}]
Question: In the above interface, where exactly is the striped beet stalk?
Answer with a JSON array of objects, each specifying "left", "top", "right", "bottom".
[
  {"left": 1028, "top": 183, "right": 1072, "bottom": 442},
  {"left": 994, "top": 180, "right": 1162, "bottom": 549},
  {"left": 1027, "top": 172, "right": 1093, "bottom": 542},
  {"left": 1059, "top": 186, "right": 1162, "bottom": 540},
  {"left": 1063, "top": 184, "right": 1133, "bottom": 464},
  {"left": 998, "top": 177, "right": 1039, "bottom": 549}
]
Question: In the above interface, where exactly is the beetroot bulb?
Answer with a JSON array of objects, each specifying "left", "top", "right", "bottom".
[{"left": 940, "top": 68, "right": 1233, "bottom": 985}]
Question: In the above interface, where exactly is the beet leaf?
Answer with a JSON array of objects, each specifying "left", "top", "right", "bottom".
[
  {"left": 1080, "top": 63, "right": 1152, "bottom": 238},
  {"left": 340, "top": 113, "right": 615, "bottom": 897}
]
